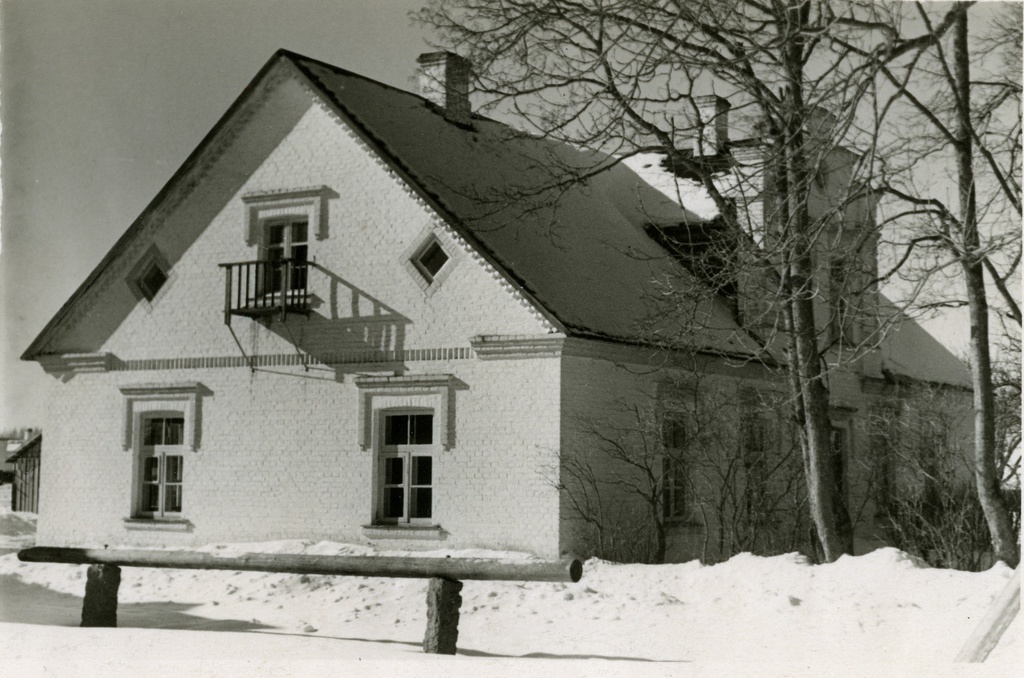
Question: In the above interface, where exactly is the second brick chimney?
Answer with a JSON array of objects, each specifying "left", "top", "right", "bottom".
[{"left": 417, "top": 52, "right": 472, "bottom": 127}]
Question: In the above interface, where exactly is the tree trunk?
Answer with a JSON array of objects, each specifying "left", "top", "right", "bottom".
[
  {"left": 952, "top": 7, "right": 1019, "bottom": 568},
  {"left": 780, "top": 1, "right": 854, "bottom": 562}
]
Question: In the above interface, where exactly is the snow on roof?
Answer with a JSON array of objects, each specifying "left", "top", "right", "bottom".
[
  {"left": 291, "top": 54, "right": 762, "bottom": 356},
  {"left": 620, "top": 153, "right": 722, "bottom": 221},
  {"left": 877, "top": 296, "right": 972, "bottom": 389}
]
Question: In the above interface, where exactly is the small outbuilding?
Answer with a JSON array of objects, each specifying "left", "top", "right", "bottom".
[{"left": 7, "top": 431, "right": 42, "bottom": 513}]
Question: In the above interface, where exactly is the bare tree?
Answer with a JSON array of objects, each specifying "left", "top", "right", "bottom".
[
  {"left": 552, "top": 374, "right": 809, "bottom": 564},
  {"left": 419, "top": 0, "right": 966, "bottom": 562},
  {"left": 861, "top": 1, "right": 1021, "bottom": 567},
  {"left": 863, "top": 384, "right": 1014, "bottom": 571}
]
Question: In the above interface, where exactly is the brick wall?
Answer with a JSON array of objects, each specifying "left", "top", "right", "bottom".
[{"left": 36, "top": 76, "right": 563, "bottom": 558}]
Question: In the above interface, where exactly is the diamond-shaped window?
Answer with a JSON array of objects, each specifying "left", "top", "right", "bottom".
[
  {"left": 413, "top": 239, "right": 450, "bottom": 282},
  {"left": 137, "top": 262, "right": 168, "bottom": 301}
]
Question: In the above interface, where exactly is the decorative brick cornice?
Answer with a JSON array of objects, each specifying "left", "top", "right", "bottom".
[
  {"left": 353, "top": 374, "right": 457, "bottom": 390},
  {"left": 37, "top": 352, "right": 114, "bottom": 377},
  {"left": 470, "top": 334, "right": 566, "bottom": 360},
  {"left": 119, "top": 382, "right": 208, "bottom": 397},
  {"left": 39, "top": 347, "right": 475, "bottom": 377}
]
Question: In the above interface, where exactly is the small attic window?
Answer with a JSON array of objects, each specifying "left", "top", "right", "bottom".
[
  {"left": 128, "top": 246, "right": 171, "bottom": 303},
  {"left": 138, "top": 262, "right": 168, "bottom": 301},
  {"left": 414, "top": 239, "right": 450, "bottom": 282},
  {"left": 403, "top": 228, "right": 460, "bottom": 295}
]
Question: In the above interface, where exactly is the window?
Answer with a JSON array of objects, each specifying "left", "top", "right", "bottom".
[
  {"left": 403, "top": 229, "right": 459, "bottom": 294},
  {"left": 137, "top": 262, "right": 168, "bottom": 301},
  {"left": 137, "top": 414, "right": 185, "bottom": 518},
  {"left": 662, "top": 415, "right": 689, "bottom": 520},
  {"left": 830, "top": 425, "right": 849, "bottom": 502},
  {"left": 242, "top": 186, "right": 331, "bottom": 245},
  {"left": 741, "top": 411, "right": 771, "bottom": 521},
  {"left": 829, "top": 260, "right": 855, "bottom": 344},
  {"left": 869, "top": 405, "right": 900, "bottom": 516},
  {"left": 261, "top": 217, "right": 308, "bottom": 294},
  {"left": 412, "top": 237, "right": 450, "bottom": 283},
  {"left": 378, "top": 412, "right": 435, "bottom": 524},
  {"left": 127, "top": 246, "right": 171, "bottom": 303}
]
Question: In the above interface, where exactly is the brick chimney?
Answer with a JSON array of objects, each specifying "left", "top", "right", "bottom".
[
  {"left": 417, "top": 52, "right": 472, "bottom": 127},
  {"left": 692, "top": 95, "right": 731, "bottom": 157}
]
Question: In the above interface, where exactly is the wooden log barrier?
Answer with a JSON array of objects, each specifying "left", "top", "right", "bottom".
[
  {"left": 19, "top": 546, "right": 583, "bottom": 654},
  {"left": 19, "top": 547, "right": 583, "bottom": 582}
]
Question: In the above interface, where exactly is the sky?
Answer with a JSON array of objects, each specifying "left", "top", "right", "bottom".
[
  {"left": 0, "top": 0, "right": 988, "bottom": 429},
  {"left": 0, "top": 0, "right": 435, "bottom": 428}
]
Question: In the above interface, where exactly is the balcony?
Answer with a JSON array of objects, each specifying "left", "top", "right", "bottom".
[{"left": 219, "top": 259, "right": 310, "bottom": 324}]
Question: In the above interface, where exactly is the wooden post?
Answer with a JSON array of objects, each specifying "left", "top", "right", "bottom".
[
  {"left": 81, "top": 564, "right": 121, "bottom": 628},
  {"left": 423, "top": 577, "right": 462, "bottom": 654}
]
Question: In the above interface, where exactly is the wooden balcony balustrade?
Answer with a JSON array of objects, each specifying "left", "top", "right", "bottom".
[{"left": 218, "top": 259, "right": 310, "bottom": 324}]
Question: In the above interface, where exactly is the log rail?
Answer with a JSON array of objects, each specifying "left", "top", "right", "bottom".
[{"left": 18, "top": 546, "right": 583, "bottom": 655}]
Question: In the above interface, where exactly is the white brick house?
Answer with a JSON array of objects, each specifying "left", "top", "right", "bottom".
[{"left": 23, "top": 50, "right": 972, "bottom": 561}]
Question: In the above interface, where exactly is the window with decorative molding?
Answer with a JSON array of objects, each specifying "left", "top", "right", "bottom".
[
  {"left": 220, "top": 187, "right": 330, "bottom": 322},
  {"left": 120, "top": 383, "right": 205, "bottom": 528},
  {"left": 242, "top": 186, "right": 330, "bottom": 245},
  {"left": 355, "top": 375, "right": 455, "bottom": 537}
]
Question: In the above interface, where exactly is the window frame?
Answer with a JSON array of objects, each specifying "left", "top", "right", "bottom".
[
  {"left": 127, "top": 245, "right": 171, "bottom": 304},
  {"left": 242, "top": 185, "right": 330, "bottom": 245},
  {"left": 828, "top": 259, "right": 858, "bottom": 345},
  {"left": 119, "top": 383, "right": 205, "bottom": 529},
  {"left": 411, "top": 237, "right": 451, "bottom": 284},
  {"left": 259, "top": 215, "right": 310, "bottom": 296},
  {"left": 135, "top": 412, "right": 187, "bottom": 520},
  {"left": 869, "top": 403, "right": 902, "bottom": 516},
  {"left": 262, "top": 216, "right": 309, "bottom": 261},
  {"left": 740, "top": 403, "right": 774, "bottom": 522},
  {"left": 661, "top": 411, "right": 691, "bottom": 523},
  {"left": 829, "top": 423, "right": 851, "bottom": 503},
  {"left": 402, "top": 227, "right": 460, "bottom": 295},
  {"left": 376, "top": 409, "right": 436, "bottom": 526}
]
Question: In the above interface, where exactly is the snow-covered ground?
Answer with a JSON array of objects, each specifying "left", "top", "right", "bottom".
[
  {"left": 0, "top": 484, "right": 36, "bottom": 554},
  {"left": 0, "top": 498, "right": 1018, "bottom": 677}
]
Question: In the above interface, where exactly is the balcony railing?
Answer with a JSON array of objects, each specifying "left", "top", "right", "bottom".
[{"left": 219, "top": 259, "right": 310, "bottom": 324}]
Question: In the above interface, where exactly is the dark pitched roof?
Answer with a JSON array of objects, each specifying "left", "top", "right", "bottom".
[
  {"left": 23, "top": 50, "right": 768, "bottom": 361},
  {"left": 5, "top": 432, "right": 41, "bottom": 464},
  {"left": 287, "top": 52, "right": 761, "bottom": 355}
]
